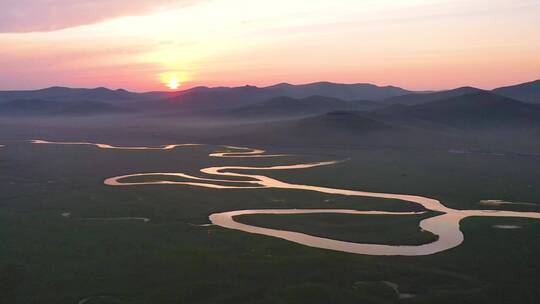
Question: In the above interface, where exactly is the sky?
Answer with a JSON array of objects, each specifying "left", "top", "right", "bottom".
[{"left": 0, "top": 0, "right": 539, "bottom": 92}]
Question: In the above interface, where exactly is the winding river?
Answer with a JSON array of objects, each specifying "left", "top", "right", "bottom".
[
  {"left": 31, "top": 139, "right": 199, "bottom": 150},
  {"left": 32, "top": 140, "right": 540, "bottom": 256}
]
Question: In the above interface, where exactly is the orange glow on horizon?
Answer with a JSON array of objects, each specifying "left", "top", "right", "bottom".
[{"left": 0, "top": 0, "right": 539, "bottom": 91}]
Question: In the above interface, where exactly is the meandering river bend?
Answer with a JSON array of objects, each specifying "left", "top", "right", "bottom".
[{"left": 33, "top": 140, "right": 540, "bottom": 256}]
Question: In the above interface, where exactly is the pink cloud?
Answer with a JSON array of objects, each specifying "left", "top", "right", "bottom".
[{"left": 0, "top": 0, "right": 200, "bottom": 32}]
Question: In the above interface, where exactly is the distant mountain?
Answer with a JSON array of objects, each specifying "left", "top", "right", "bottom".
[
  {"left": 152, "top": 85, "right": 275, "bottom": 111},
  {"left": 492, "top": 80, "right": 540, "bottom": 103},
  {"left": 262, "top": 109, "right": 461, "bottom": 149},
  {"left": 150, "top": 82, "right": 411, "bottom": 112},
  {"left": 0, "top": 87, "right": 175, "bottom": 116},
  {"left": 266, "top": 82, "right": 411, "bottom": 100},
  {"left": 0, "top": 99, "right": 128, "bottom": 116},
  {"left": 228, "top": 95, "right": 381, "bottom": 118},
  {"left": 3, "top": 80, "right": 539, "bottom": 118},
  {"left": 258, "top": 91, "right": 540, "bottom": 149},
  {"left": 0, "top": 87, "right": 162, "bottom": 104},
  {"left": 270, "top": 91, "right": 540, "bottom": 148},
  {"left": 376, "top": 91, "right": 540, "bottom": 129},
  {"left": 381, "top": 87, "right": 483, "bottom": 105},
  {"left": 0, "top": 83, "right": 409, "bottom": 115},
  {"left": 282, "top": 91, "right": 540, "bottom": 147}
]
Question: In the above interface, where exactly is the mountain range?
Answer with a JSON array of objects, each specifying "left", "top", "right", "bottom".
[
  {"left": 226, "top": 96, "right": 381, "bottom": 119},
  {"left": 1, "top": 79, "right": 539, "bottom": 152},
  {"left": 1, "top": 80, "right": 539, "bottom": 130}
]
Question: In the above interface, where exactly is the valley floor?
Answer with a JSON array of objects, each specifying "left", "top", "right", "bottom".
[{"left": 1, "top": 117, "right": 539, "bottom": 303}]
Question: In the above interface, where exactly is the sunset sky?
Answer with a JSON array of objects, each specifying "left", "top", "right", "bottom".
[{"left": 1, "top": 0, "right": 539, "bottom": 92}]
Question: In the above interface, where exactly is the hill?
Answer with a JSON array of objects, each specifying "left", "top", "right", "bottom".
[
  {"left": 150, "top": 85, "right": 276, "bottom": 111},
  {"left": 376, "top": 91, "right": 540, "bottom": 129},
  {"left": 147, "top": 82, "right": 411, "bottom": 112},
  {"left": 249, "top": 91, "right": 540, "bottom": 150},
  {"left": 266, "top": 82, "right": 410, "bottom": 100},
  {"left": 381, "top": 87, "right": 482, "bottom": 105},
  {"left": 0, "top": 87, "right": 158, "bottom": 104},
  {"left": 228, "top": 96, "right": 381, "bottom": 119},
  {"left": 0, "top": 99, "right": 128, "bottom": 116},
  {"left": 492, "top": 79, "right": 540, "bottom": 103}
]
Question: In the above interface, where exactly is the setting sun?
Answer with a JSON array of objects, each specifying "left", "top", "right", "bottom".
[
  {"left": 167, "top": 77, "right": 180, "bottom": 90},
  {"left": 160, "top": 71, "right": 188, "bottom": 91}
]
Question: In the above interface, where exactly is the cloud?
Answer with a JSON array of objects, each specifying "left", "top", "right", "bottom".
[{"left": 0, "top": 0, "right": 200, "bottom": 33}]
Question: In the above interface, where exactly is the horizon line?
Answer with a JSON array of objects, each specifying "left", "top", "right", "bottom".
[{"left": 1, "top": 78, "right": 538, "bottom": 94}]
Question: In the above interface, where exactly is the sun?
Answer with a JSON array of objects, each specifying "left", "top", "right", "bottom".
[
  {"left": 167, "top": 77, "right": 180, "bottom": 90},
  {"left": 160, "top": 71, "right": 188, "bottom": 91}
]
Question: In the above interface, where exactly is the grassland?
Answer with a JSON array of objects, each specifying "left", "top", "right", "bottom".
[{"left": 1, "top": 136, "right": 539, "bottom": 303}]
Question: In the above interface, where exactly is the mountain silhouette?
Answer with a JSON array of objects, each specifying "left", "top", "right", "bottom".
[
  {"left": 375, "top": 91, "right": 540, "bottom": 129},
  {"left": 265, "top": 82, "right": 410, "bottom": 100},
  {"left": 492, "top": 79, "right": 540, "bottom": 103},
  {"left": 0, "top": 98, "right": 128, "bottom": 116},
  {"left": 381, "top": 87, "right": 482, "bottom": 105},
  {"left": 228, "top": 95, "right": 380, "bottom": 118}
]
